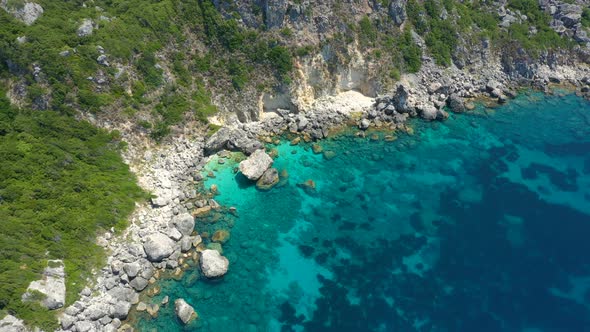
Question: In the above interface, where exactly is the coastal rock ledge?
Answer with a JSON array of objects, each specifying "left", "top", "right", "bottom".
[
  {"left": 239, "top": 149, "right": 273, "bottom": 181},
  {"left": 200, "top": 249, "right": 229, "bottom": 278},
  {"left": 174, "top": 298, "right": 198, "bottom": 324}
]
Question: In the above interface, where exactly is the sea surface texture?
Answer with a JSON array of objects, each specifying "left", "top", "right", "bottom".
[{"left": 136, "top": 92, "right": 590, "bottom": 331}]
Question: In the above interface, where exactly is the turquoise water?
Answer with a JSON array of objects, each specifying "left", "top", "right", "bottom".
[{"left": 136, "top": 92, "right": 590, "bottom": 331}]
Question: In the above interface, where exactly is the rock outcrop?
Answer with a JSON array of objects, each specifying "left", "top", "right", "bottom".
[
  {"left": 0, "top": 1, "right": 43, "bottom": 25},
  {"left": 143, "top": 233, "right": 176, "bottom": 262},
  {"left": 239, "top": 149, "right": 273, "bottom": 181},
  {"left": 174, "top": 298, "right": 197, "bottom": 324},
  {"left": 22, "top": 260, "right": 66, "bottom": 310},
  {"left": 200, "top": 249, "right": 229, "bottom": 278}
]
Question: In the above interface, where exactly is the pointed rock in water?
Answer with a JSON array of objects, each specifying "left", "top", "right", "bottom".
[
  {"left": 21, "top": 259, "right": 65, "bottom": 310},
  {"left": 256, "top": 167, "right": 280, "bottom": 190},
  {"left": 143, "top": 233, "right": 176, "bottom": 262},
  {"left": 200, "top": 249, "right": 229, "bottom": 278},
  {"left": 239, "top": 149, "right": 273, "bottom": 181},
  {"left": 175, "top": 298, "right": 198, "bottom": 324}
]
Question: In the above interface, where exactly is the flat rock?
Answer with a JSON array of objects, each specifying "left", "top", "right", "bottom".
[
  {"left": 239, "top": 149, "right": 273, "bottom": 181},
  {"left": 200, "top": 249, "right": 229, "bottom": 278},
  {"left": 22, "top": 259, "right": 65, "bottom": 310},
  {"left": 143, "top": 233, "right": 176, "bottom": 262}
]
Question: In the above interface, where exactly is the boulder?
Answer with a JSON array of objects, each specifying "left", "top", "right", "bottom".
[
  {"left": 205, "top": 127, "right": 263, "bottom": 155},
  {"left": 22, "top": 260, "right": 66, "bottom": 310},
  {"left": 200, "top": 249, "right": 229, "bottom": 278},
  {"left": 256, "top": 168, "right": 280, "bottom": 190},
  {"left": 447, "top": 94, "right": 466, "bottom": 113},
  {"left": 239, "top": 149, "right": 273, "bottom": 181},
  {"left": 129, "top": 276, "right": 148, "bottom": 291},
  {"left": 173, "top": 213, "right": 195, "bottom": 236},
  {"left": 175, "top": 298, "right": 198, "bottom": 324},
  {"left": 143, "top": 233, "right": 176, "bottom": 262},
  {"left": 110, "top": 302, "right": 131, "bottom": 320},
  {"left": 77, "top": 19, "right": 94, "bottom": 37},
  {"left": 359, "top": 118, "right": 370, "bottom": 130},
  {"left": 123, "top": 262, "right": 141, "bottom": 279}
]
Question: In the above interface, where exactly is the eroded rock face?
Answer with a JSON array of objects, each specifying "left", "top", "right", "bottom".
[
  {"left": 0, "top": 1, "right": 43, "bottom": 25},
  {"left": 239, "top": 149, "right": 273, "bottom": 181},
  {"left": 21, "top": 260, "right": 65, "bottom": 310},
  {"left": 200, "top": 249, "right": 229, "bottom": 278},
  {"left": 388, "top": 0, "right": 407, "bottom": 26},
  {"left": 174, "top": 298, "right": 198, "bottom": 324},
  {"left": 143, "top": 233, "right": 176, "bottom": 262}
]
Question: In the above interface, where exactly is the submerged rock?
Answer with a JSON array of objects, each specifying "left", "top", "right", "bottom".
[
  {"left": 143, "top": 233, "right": 176, "bottom": 262},
  {"left": 211, "top": 229, "right": 230, "bottom": 243},
  {"left": 239, "top": 149, "right": 273, "bottom": 181},
  {"left": 175, "top": 298, "right": 198, "bottom": 324},
  {"left": 256, "top": 167, "right": 280, "bottom": 190},
  {"left": 200, "top": 249, "right": 229, "bottom": 278}
]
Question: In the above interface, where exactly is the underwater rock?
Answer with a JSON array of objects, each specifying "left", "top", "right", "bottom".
[
  {"left": 312, "top": 144, "right": 323, "bottom": 154},
  {"left": 211, "top": 229, "right": 230, "bottom": 244},
  {"left": 200, "top": 249, "right": 229, "bottom": 278},
  {"left": 297, "top": 179, "right": 317, "bottom": 194},
  {"left": 239, "top": 149, "right": 273, "bottom": 181},
  {"left": 175, "top": 298, "right": 198, "bottom": 324},
  {"left": 323, "top": 150, "right": 337, "bottom": 160},
  {"left": 256, "top": 168, "right": 280, "bottom": 190}
]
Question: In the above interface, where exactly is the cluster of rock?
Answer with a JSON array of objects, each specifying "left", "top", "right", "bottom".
[{"left": 42, "top": 136, "right": 230, "bottom": 331}]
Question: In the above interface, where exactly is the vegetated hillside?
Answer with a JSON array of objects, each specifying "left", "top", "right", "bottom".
[
  {"left": 0, "top": 0, "right": 588, "bottom": 329},
  {"left": 0, "top": 90, "right": 146, "bottom": 329}
]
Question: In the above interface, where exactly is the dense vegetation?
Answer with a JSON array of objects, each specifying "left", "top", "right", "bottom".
[{"left": 0, "top": 92, "right": 145, "bottom": 329}]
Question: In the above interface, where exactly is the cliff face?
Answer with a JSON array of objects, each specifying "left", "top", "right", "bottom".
[{"left": 1, "top": 0, "right": 590, "bottom": 139}]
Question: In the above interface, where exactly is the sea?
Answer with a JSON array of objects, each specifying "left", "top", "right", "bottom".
[{"left": 135, "top": 91, "right": 590, "bottom": 331}]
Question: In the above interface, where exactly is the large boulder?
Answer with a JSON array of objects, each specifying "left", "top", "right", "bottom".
[
  {"left": 447, "top": 94, "right": 466, "bottom": 113},
  {"left": 22, "top": 260, "right": 65, "bottom": 310},
  {"left": 200, "top": 249, "right": 229, "bottom": 278},
  {"left": 173, "top": 213, "right": 195, "bottom": 236},
  {"left": 174, "top": 298, "right": 198, "bottom": 324},
  {"left": 0, "top": 1, "right": 43, "bottom": 25},
  {"left": 239, "top": 149, "right": 273, "bottom": 181},
  {"left": 205, "top": 127, "right": 263, "bottom": 155},
  {"left": 143, "top": 233, "right": 176, "bottom": 262}
]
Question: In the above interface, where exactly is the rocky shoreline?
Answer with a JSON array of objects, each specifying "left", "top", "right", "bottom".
[{"left": 2, "top": 55, "right": 590, "bottom": 332}]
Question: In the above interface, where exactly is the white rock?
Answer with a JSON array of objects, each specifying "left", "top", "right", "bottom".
[
  {"left": 0, "top": 314, "right": 28, "bottom": 332},
  {"left": 173, "top": 213, "right": 194, "bottom": 236},
  {"left": 0, "top": 1, "right": 43, "bottom": 25},
  {"left": 143, "top": 233, "right": 176, "bottom": 262},
  {"left": 174, "top": 298, "right": 197, "bottom": 324},
  {"left": 200, "top": 249, "right": 229, "bottom": 278},
  {"left": 238, "top": 149, "right": 273, "bottom": 181},
  {"left": 22, "top": 260, "right": 66, "bottom": 310},
  {"left": 77, "top": 19, "right": 94, "bottom": 37}
]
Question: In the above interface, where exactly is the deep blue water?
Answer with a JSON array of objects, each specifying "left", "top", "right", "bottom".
[{"left": 136, "top": 92, "right": 590, "bottom": 331}]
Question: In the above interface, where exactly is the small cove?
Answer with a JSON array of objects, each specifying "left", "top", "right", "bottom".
[{"left": 135, "top": 91, "right": 590, "bottom": 331}]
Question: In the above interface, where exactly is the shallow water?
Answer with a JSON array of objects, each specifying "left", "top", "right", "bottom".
[{"left": 136, "top": 92, "right": 590, "bottom": 331}]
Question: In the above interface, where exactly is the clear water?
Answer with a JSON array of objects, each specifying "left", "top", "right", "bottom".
[{"left": 135, "top": 92, "right": 590, "bottom": 331}]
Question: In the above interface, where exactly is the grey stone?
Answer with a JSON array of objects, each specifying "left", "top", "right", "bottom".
[
  {"left": 129, "top": 276, "right": 148, "bottom": 291},
  {"left": 74, "top": 321, "right": 93, "bottom": 332},
  {"left": 175, "top": 298, "right": 197, "bottom": 324},
  {"left": 0, "top": 314, "right": 28, "bottom": 332},
  {"left": 110, "top": 302, "right": 131, "bottom": 320},
  {"left": 123, "top": 262, "right": 141, "bottom": 279},
  {"left": 0, "top": 1, "right": 43, "bottom": 25},
  {"left": 143, "top": 233, "right": 176, "bottom": 262},
  {"left": 239, "top": 149, "right": 273, "bottom": 181},
  {"left": 22, "top": 259, "right": 66, "bottom": 310},
  {"left": 77, "top": 19, "right": 94, "bottom": 37},
  {"left": 173, "top": 213, "right": 195, "bottom": 236},
  {"left": 60, "top": 314, "right": 76, "bottom": 330},
  {"left": 200, "top": 249, "right": 229, "bottom": 278}
]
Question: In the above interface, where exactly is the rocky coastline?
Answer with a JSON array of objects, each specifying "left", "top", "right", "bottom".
[{"left": 2, "top": 52, "right": 590, "bottom": 332}]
